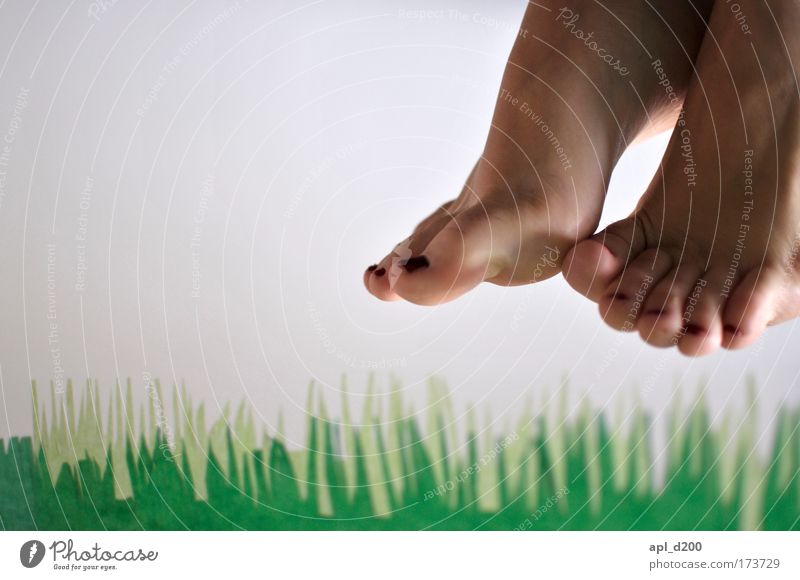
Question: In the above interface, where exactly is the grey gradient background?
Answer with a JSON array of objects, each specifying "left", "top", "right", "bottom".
[{"left": 0, "top": 0, "right": 798, "bottom": 452}]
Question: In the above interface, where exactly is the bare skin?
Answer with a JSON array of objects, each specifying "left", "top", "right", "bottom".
[
  {"left": 364, "top": 0, "right": 712, "bottom": 305},
  {"left": 563, "top": 0, "right": 800, "bottom": 355}
]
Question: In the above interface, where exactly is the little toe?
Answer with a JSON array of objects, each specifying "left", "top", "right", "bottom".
[
  {"left": 597, "top": 248, "right": 672, "bottom": 331},
  {"left": 722, "top": 266, "right": 781, "bottom": 350},
  {"left": 563, "top": 215, "right": 647, "bottom": 302}
]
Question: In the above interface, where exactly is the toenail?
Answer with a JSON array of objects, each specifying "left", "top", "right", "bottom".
[
  {"left": 403, "top": 255, "right": 429, "bottom": 273},
  {"left": 612, "top": 292, "right": 629, "bottom": 301},
  {"left": 643, "top": 308, "right": 664, "bottom": 317},
  {"left": 723, "top": 324, "right": 743, "bottom": 337},
  {"left": 685, "top": 324, "right": 705, "bottom": 336},
  {"left": 374, "top": 268, "right": 386, "bottom": 277},
  {"left": 366, "top": 264, "right": 378, "bottom": 272}
]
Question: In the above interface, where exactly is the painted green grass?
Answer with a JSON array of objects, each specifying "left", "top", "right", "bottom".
[{"left": 1, "top": 376, "right": 799, "bottom": 530}]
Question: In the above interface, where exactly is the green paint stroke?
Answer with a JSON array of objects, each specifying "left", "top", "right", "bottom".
[{"left": 1, "top": 377, "right": 800, "bottom": 530}]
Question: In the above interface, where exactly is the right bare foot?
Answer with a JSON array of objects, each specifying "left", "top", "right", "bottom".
[
  {"left": 364, "top": 1, "right": 712, "bottom": 305},
  {"left": 564, "top": 0, "right": 800, "bottom": 356}
]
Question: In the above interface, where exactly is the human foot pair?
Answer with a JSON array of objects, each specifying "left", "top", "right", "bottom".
[{"left": 364, "top": 0, "right": 800, "bottom": 356}]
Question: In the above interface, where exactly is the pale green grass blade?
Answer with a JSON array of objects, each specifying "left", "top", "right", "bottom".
[
  {"left": 184, "top": 399, "right": 209, "bottom": 500},
  {"left": 582, "top": 400, "right": 602, "bottom": 515},
  {"left": 477, "top": 406, "right": 500, "bottom": 512},
  {"left": 506, "top": 392, "right": 533, "bottom": 502},
  {"left": 610, "top": 394, "right": 629, "bottom": 493},
  {"left": 112, "top": 383, "right": 133, "bottom": 499},
  {"left": 386, "top": 377, "right": 405, "bottom": 499},
  {"left": 340, "top": 374, "right": 357, "bottom": 497},
  {"left": 208, "top": 403, "right": 231, "bottom": 479},
  {"left": 667, "top": 385, "right": 684, "bottom": 474},
  {"left": 359, "top": 377, "right": 390, "bottom": 515},
  {"left": 425, "top": 377, "right": 451, "bottom": 504},
  {"left": 688, "top": 388, "right": 707, "bottom": 479},
  {"left": 717, "top": 409, "right": 737, "bottom": 506},
  {"left": 32, "top": 380, "right": 41, "bottom": 454},
  {"left": 315, "top": 392, "right": 333, "bottom": 516},
  {"left": 773, "top": 408, "right": 794, "bottom": 490},
  {"left": 739, "top": 378, "right": 764, "bottom": 530},
  {"left": 630, "top": 403, "right": 651, "bottom": 498}
]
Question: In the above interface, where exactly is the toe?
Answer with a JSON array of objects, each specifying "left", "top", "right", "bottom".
[
  {"left": 597, "top": 248, "right": 672, "bottom": 331},
  {"left": 722, "top": 266, "right": 780, "bottom": 350},
  {"left": 364, "top": 199, "right": 457, "bottom": 302},
  {"left": 676, "top": 268, "right": 729, "bottom": 357},
  {"left": 387, "top": 202, "right": 523, "bottom": 305},
  {"left": 563, "top": 215, "right": 647, "bottom": 302},
  {"left": 637, "top": 263, "right": 704, "bottom": 347}
]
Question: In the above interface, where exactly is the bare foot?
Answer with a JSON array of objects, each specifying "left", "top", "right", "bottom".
[
  {"left": 364, "top": 0, "right": 711, "bottom": 305},
  {"left": 564, "top": 0, "right": 800, "bottom": 355}
]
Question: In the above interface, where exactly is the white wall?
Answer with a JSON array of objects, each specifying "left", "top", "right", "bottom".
[{"left": 0, "top": 0, "right": 797, "bottom": 449}]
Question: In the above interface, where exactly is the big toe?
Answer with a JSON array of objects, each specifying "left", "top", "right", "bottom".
[
  {"left": 563, "top": 215, "right": 645, "bottom": 302},
  {"left": 364, "top": 200, "right": 457, "bottom": 302},
  {"left": 365, "top": 203, "right": 507, "bottom": 306}
]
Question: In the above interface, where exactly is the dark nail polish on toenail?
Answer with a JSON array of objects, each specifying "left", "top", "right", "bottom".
[
  {"left": 374, "top": 268, "right": 386, "bottom": 277},
  {"left": 403, "top": 255, "right": 429, "bottom": 273},
  {"left": 643, "top": 309, "right": 663, "bottom": 317},
  {"left": 614, "top": 292, "right": 629, "bottom": 301},
  {"left": 367, "top": 264, "right": 378, "bottom": 272},
  {"left": 685, "top": 324, "right": 704, "bottom": 336},
  {"left": 724, "top": 324, "right": 742, "bottom": 337}
]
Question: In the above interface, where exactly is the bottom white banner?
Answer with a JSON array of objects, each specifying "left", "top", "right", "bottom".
[{"left": 1, "top": 532, "right": 797, "bottom": 578}]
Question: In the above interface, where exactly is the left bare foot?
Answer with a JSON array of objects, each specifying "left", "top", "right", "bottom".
[{"left": 364, "top": 1, "right": 710, "bottom": 305}]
